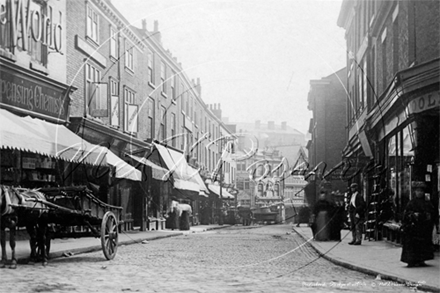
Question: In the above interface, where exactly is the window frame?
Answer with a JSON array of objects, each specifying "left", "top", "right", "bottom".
[
  {"left": 124, "top": 87, "right": 137, "bottom": 133},
  {"left": 160, "top": 60, "right": 166, "bottom": 94},
  {"left": 148, "top": 51, "right": 154, "bottom": 85},
  {"left": 124, "top": 39, "right": 134, "bottom": 72},
  {"left": 86, "top": 5, "right": 99, "bottom": 44},
  {"left": 110, "top": 26, "right": 117, "bottom": 58},
  {"left": 148, "top": 98, "right": 155, "bottom": 139},
  {"left": 86, "top": 63, "right": 108, "bottom": 117}
]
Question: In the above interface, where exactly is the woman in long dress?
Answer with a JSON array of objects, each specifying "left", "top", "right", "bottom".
[
  {"left": 312, "top": 191, "right": 334, "bottom": 241},
  {"left": 400, "top": 181, "right": 437, "bottom": 267}
]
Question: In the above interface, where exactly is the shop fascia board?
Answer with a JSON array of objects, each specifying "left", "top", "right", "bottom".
[{"left": 368, "top": 58, "right": 439, "bottom": 132}]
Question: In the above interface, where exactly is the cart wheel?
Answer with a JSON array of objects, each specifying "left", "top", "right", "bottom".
[{"left": 101, "top": 211, "right": 118, "bottom": 260}]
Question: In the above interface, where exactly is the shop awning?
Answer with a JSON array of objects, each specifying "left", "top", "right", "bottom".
[
  {"left": 0, "top": 109, "right": 106, "bottom": 166},
  {"left": 128, "top": 154, "right": 169, "bottom": 181},
  {"left": 101, "top": 149, "right": 142, "bottom": 181},
  {"left": 208, "top": 183, "right": 235, "bottom": 199},
  {"left": 153, "top": 142, "right": 208, "bottom": 196}
]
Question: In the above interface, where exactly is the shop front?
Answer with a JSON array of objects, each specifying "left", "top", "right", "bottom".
[
  {"left": 0, "top": 53, "right": 114, "bottom": 184},
  {"left": 68, "top": 117, "right": 148, "bottom": 231},
  {"left": 150, "top": 142, "right": 208, "bottom": 227},
  {"left": 367, "top": 58, "right": 439, "bottom": 242}
]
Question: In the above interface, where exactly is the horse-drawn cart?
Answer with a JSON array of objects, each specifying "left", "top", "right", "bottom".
[
  {"left": 1, "top": 185, "right": 122, "bottom": 268},
  {"left": 39, "top": 186, "right": 122, "bottom": 260}
]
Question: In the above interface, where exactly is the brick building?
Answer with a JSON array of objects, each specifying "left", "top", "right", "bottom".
[
  {"left": 306, "top": 67, "right": 348, "bottom": 206},
  {"left": 337, "top": 0, "right": 439, "bottom": 240},
  {"left": 64, "top": 0, "right": 235, "bottom": 229}
]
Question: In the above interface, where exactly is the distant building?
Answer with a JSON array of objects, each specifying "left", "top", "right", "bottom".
[{"left": 306, "top": 68, "right": 348, "bottom": 206}]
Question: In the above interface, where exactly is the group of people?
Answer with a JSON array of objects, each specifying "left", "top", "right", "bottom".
[{"left": 310, "top": 181, "right": 439, "bottom": 268}]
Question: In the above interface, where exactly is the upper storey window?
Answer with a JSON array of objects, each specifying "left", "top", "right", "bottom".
[{"left": 87, "top": 5, "right": 99, "bottom": 44}]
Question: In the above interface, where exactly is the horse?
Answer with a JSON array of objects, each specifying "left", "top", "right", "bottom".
[
  {"left": 1, "top": 185, "right": 50, "bottom": 268},
  {"left": 170, "top": 200, "right": 192, "bottom": 218}
]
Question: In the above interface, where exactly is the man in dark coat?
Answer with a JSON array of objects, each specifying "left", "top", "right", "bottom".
[
  {"left": 400, "top": 181, "right": 437, "bottom": 267},
  {"left": 347, "top": 183, "right": 366, "bottom": 245}
]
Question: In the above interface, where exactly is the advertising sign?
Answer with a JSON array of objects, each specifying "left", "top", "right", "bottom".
[{"left": 0, "top": 68, "right": 69, "bottom": 121}]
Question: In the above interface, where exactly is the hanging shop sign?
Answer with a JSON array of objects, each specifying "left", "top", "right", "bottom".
[
  {"left": 406, "top": 91, "right": 440, "bottom": 115},
  {"left": 2, "top": 0, "right": 64, "bottom": 54},
  {"left": 0, "top": 68, "right": 70, "bottom": 121}
]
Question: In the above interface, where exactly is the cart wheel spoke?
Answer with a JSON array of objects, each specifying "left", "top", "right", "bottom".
[{"left": 101, "top": 211, "right": 118, "bottom": 260}]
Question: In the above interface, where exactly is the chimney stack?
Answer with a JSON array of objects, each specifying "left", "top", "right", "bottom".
[
  {"left": 268, "top": 121, "right": 275, "bottom": 130},
  {"left": 142, "top": 19, "right": 147, "bottom": 31},
  {"left": 281, "top": 121, "right": 287, "bottom": 130},
  {"left": 255, "top": 120, "right": 261, "bottom": 129},
  {"left": 153, "top": 20, "right": 161, "bottom": 43},
  {"left": 196, "top": 77, "right": 201, "bottom": 96}
]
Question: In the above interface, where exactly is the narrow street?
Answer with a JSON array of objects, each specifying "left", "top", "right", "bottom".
[{"left": 1, "top": 225, "right": 420, "bottom": 292}]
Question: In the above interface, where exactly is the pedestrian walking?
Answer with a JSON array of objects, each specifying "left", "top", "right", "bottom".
[
  {"left": 312, "top": 190, "right": 334, "bottom": 241},
  {"left": 347, "top": 183, "right": 366, "bottom": 245},
  {"left": 400, "top": 181, "right": 438, "bottom": 267}
]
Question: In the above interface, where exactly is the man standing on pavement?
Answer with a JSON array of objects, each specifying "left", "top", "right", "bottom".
[{"left": 348, "top": 183, "right": 366, "bottom": 245}]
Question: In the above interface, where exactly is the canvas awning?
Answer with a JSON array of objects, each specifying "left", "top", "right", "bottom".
[
  {"left": 208, "top": 183, "right": 235, "bottom": 199},
  {"left": 153, "top": 142, "right": 208, "bottom": 196},
  {"left": 128, "top": 154, "right": 169, "bottom": 181},
  {"left": 102, "top": 149, "right": 142, "bottom": 181},
  {"left": 0, "top": 108, "right": 106, "bottom": 166}
]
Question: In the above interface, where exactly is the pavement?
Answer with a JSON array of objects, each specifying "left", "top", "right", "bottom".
[
  {"left": 292, "top": 224, "right": 440, "bottom": 293},
  {"left": 10, "top": 224, "right": 231, "bottom": 264},
  {"left": 6, "top": 223, "right": 440, "bottom": 292}
]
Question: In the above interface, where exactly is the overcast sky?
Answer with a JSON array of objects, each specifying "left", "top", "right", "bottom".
[{"left": 111, "top": 0, "right": 346, "bottom": 136}]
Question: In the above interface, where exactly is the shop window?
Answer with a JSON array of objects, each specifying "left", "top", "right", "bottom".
[
  {"left": 87, "top": 5, "right": 99, "bottom": 44},
  {"left": 86, "top": 64, "right": 108, "bottom": 117}
]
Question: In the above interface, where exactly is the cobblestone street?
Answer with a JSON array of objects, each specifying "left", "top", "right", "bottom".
[{"left": 1, "top": 225, "right": 424, "bottom": 292}]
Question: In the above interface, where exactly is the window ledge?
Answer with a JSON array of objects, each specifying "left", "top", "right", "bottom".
[
  {"left": 161, "top": 92, "right": 168, "bottom": 98},
  {"left": 30, "top": 61, "right": 48, "bottom": 75},
  {"left": 125, "top": 66, "right": 134, "bottom": 75},
  {"left": 85, "top": 35, "right": 99, "bottom": 47},
  {"left": 148, "top": 82, "right": 156, "bottom": 89}
]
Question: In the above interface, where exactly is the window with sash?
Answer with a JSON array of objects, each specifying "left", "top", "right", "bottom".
[
  {"left": 125, "top": 39, "right": 134, "bottom": 71},
  {"left": 148, "top": 51, "right": 154, "bottom": 84},
  {"left": 148, "top": 98, "right": 155, "bottom": 139},
  {"left": 124, "top": 88, "right": 137, "bottom": 133},
  {"left": 87, "top": 5, "right": 99, "bottom": 43},
  {"left": 160, "top": 61, "right": 166, "bottom": 94},
  {"left": 170, "top": 72, "right": 176, "bottom": 100},
  {"left": 110, "top": 79, "right": 119, "bottom": 127},
  {"left": 86, "top": 64, "right": 107, "bottom": 116},
  {"left": 110, "top": 27, "right": 117, "bottom": 58},
  {"left": 160, "top": 106, "right": 166, "bottom": 141},
  {"left": 171, "top": 113, "right": 176, "bottom": 147}
]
